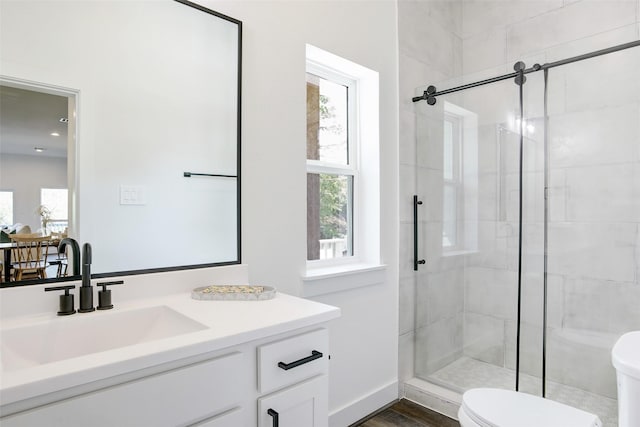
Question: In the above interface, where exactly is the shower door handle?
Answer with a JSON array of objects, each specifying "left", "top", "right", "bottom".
[{"left": 414, "top": 195, "right": 426, "bottom": 270}]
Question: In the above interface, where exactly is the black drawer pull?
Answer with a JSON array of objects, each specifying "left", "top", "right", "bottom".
[
  {"left": 267, "top": 408, "right": 279, "bottom": 427},
  {"left": 277, "top": 350, "right": 323, "bottom": 370}
]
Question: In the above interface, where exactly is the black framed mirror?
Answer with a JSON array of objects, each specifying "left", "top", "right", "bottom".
[{"left": 0, "top": 0, "right": 242, "bottom": 287}]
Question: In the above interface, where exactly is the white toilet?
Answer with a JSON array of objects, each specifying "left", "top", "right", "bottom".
[
  {"left": 611, "top": 331, "right": 640, "bottom": 427},
  {"left": 458, "top": 331, "right": 640, "bottom": 427},
  {"left": 458, "top": 388, "right": 602, "bottom": 427}
]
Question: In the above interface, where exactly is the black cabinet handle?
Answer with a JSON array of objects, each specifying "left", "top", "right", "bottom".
[
  {"left": 278, "top": 350, "right": 323, "bottom": 370},
  {"left": 267, "top": 408, "right": 279, "bottom": 427}
]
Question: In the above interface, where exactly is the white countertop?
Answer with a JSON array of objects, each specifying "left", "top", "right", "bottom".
[{"left": 0, "top": 291, "right": 340, "bottom": 410}]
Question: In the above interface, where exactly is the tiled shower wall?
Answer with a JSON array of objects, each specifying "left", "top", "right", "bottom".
[{"left": 399, "top": 0, "right": 640, "bottom": 398}]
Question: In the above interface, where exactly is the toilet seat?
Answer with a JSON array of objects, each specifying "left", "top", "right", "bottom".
[{"left": 460, "top": 388, "right": 602, "bottom": 427}]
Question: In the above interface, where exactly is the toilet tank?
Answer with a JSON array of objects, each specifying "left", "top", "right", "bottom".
[{"left": 612, "top": 331, "right": 640, "bottom": 427}]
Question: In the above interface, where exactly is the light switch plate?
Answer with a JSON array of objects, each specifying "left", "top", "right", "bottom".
[{"left": 120, "top": 185, "right": 146, "bottom": 205}]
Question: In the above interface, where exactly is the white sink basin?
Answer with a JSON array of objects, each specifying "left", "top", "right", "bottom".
[{"left": 1, "top": 306, "right": 208, "bottom": 372}]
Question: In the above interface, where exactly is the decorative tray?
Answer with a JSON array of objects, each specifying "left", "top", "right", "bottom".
[{"left": 191, "top": 285, "right": 276, "bottom": 301}]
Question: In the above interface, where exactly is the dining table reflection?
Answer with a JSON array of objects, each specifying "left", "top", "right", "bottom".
[{"left": 0, "top": 232, "right": 68, "bottom": 283}]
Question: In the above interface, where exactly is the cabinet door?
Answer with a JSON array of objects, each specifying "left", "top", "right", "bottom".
[{"left": 258, "top": 375, "right": 327, "bottom": 427}]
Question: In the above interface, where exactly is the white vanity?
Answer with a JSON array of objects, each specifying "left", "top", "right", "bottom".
[{"left": 0, "top": 266, "right": 340, "bottom": 426}]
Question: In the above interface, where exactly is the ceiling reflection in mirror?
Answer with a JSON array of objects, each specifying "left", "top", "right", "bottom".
[{"left": 0, "top": 0, "right": 242, "bottom": 286}]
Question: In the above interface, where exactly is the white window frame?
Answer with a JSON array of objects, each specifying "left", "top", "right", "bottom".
[
  {"left": 306, "top": 62, "right": 359, "bottom": 267},
  {"left": 302, "top": 45, "right": 384, "bottom": 295},
  {"left": 443, "top": 112, "right": 464, "bottom": 251},
  {"left": 441, "top": 101, "right": 479, "bottom": 255}
]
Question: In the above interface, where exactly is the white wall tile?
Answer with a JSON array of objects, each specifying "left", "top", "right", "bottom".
[
  {"left": 547, "top": 222, "right": 637, "bottom": 282},
  {"left": 399, "top": 331, "right": 416, "bottom": 383},
  {"left": 465, "top": 267, "right": 519, "bottom": 319},
  {"left": 504, "top": 320, "right": 543, "bottom": 377},
  {"left": 463, "top": 28, "right": 507, "bottom": 74},
  {"left": 563, "top": 277, "right": 640, "bottom": 333},
  {"left": 399, "top": 1, "right": 462, "bottom": 77},
  {"left": 400, "top": 164, "right": 418, "bottom": 223},
  {"left": 463, "top": 312, "right": 506, "bottom": 366},
  {"left": 562, "top": 44, "right": 640, "bottom": 113},
  {"left": 506, "top": 1, "right": 637, "bottom": 60},
  {"left": 565, "top": 163, "right": 638, "bottom": 222},
  {"left": 399, "top": 108, "right": 417, "bottom": 166},
  {"left": 549, "top": 104, "right": 640, "bottom": 168},
  {"left": 465, "top": 221, "right": 511, "bottom": 269},
  {"left": 414, "top": 314, "right": 464, "bottom": 377},
  {"left": 547, "top": 327, "right": 619, "bottom": 398},
  {"left": 419, "top": 268, "right": 465, "bottom": 326},
  {"left": 462, "top": 0, "right": 564, "bottom": 39},
  {"left": 402, "top": 0, "right": 464, "bottom": 38},
  {"left": 400, "top": 276, "right": 417, "bottom": 335},
  {"left": 399, "top": 53, "right": 451, "bottom": 112}
]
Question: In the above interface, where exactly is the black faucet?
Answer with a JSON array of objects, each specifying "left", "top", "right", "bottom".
[
  {"left": 58, "top": 238, "right": 80, "bottom": 276},
  {"left": 78, "top": 242, "right": 95, "bottom": 312}
]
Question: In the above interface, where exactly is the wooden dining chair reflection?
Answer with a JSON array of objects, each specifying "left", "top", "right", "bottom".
[{"left": 9, "top": 234, "right": 52, "bottom": 281}]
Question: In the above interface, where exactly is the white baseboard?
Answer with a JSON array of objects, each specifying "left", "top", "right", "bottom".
[{"left": 329, "top": 380, "right": 398, "bottom": 427}]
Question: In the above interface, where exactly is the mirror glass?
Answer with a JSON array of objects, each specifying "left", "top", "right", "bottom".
[{"left": 0, "top": 0, "right": 241, "bottom": 286}]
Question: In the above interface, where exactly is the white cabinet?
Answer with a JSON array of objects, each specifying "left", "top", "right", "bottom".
[
  {"left": 257, "top": 329, "right": 329, "bottom": 427},
  {"left": 258, "top": 376, "right": 328, "bottom": 427},
  {"left": 1, "top": 327, "right": 330, "bottom": 427}
]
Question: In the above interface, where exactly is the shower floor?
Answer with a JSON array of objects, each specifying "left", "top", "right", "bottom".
[{"left": 427, "top": 357, "right": 618, "bottom": 427}]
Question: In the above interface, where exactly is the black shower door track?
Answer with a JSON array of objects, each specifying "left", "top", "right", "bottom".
[{"left": 412, "top": 39, "right": 640, "bottom": 104}]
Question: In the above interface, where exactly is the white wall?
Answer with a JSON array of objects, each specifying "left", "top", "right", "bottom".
[
  {"left": 203, "top": 1, "right": 400, "bottom": 424},
  {"left": 1, "top": 1, "right": 399, "bottom": 423},
  {"left": 0, "top": 153, "right": 67, "bottom": 228}
]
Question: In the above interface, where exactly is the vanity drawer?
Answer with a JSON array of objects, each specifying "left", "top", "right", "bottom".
[
  {"left": 1, "top": 351, "right": 247, "bottom": 427},
  {"left": 258, "top": 328, "right": 328, "bottom": 394}
]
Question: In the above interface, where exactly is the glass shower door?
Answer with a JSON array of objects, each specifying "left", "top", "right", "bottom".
[{"left": 413, "top": 67, "right": 536, "bottom": 393}]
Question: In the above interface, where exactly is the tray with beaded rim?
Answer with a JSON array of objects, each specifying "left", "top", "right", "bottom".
[{"left": 191, "top": 284, "right": 276, "bottom": 301}]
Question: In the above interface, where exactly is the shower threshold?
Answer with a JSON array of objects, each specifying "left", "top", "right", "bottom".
[{"left": 404, "top": 357, "right": 617, "bottom": 427}]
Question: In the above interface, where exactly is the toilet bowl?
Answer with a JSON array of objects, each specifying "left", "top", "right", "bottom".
[
  {"left": 612, "top": 331, "right": 640, "bottom": 427},
  {"left": 458, "top": 388, "right": 602, "bottom": 427}
]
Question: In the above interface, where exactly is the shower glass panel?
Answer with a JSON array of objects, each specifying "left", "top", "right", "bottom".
[
  {"left": 543, "top": 46, "right": 640, "bottom": 427},
  {"left": 414, "top": 67, "right": 531, "bottom": 393}
]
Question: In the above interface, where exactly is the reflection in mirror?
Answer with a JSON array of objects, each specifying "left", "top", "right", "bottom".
[{"left": 0, "top": 0, "right": 241, "bottom": 286}]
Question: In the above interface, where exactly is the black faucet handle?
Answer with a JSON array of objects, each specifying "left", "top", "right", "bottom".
[
  {"left": 96, "top": 280, "right": 124, "bottom": 291},
  {"left": 44, "top": 285, "right": 76, "bottom": 316},
  {"left": 96, "top": 280, "right": 123, "bottom": 310}
]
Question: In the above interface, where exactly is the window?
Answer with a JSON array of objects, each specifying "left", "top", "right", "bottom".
[
  {"left": 441, "top": 101, "right": 479, "bottom": 254},
  {"left": 306, "top": 67, "right": 357, "bottom": 263},
  {"left": 0, "top": 191, "right": 13, "bottom": 226},
  {"left": 303, "top": 45, "right": 382, "bottom": 294},
  {"left": 442, "top": 113, "right": 462, "bottom": 249},
  {"left": 40, "top": 188, "right": 68, "bottom": 231}
]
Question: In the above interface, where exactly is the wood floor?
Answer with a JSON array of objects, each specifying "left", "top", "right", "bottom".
[{"left": 352, "top": 399, "right": 461, "bottom": 427}]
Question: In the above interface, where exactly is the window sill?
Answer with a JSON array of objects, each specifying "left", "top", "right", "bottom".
[{"left": 301, "top": 263, "right": 387, "bottom": 297}]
